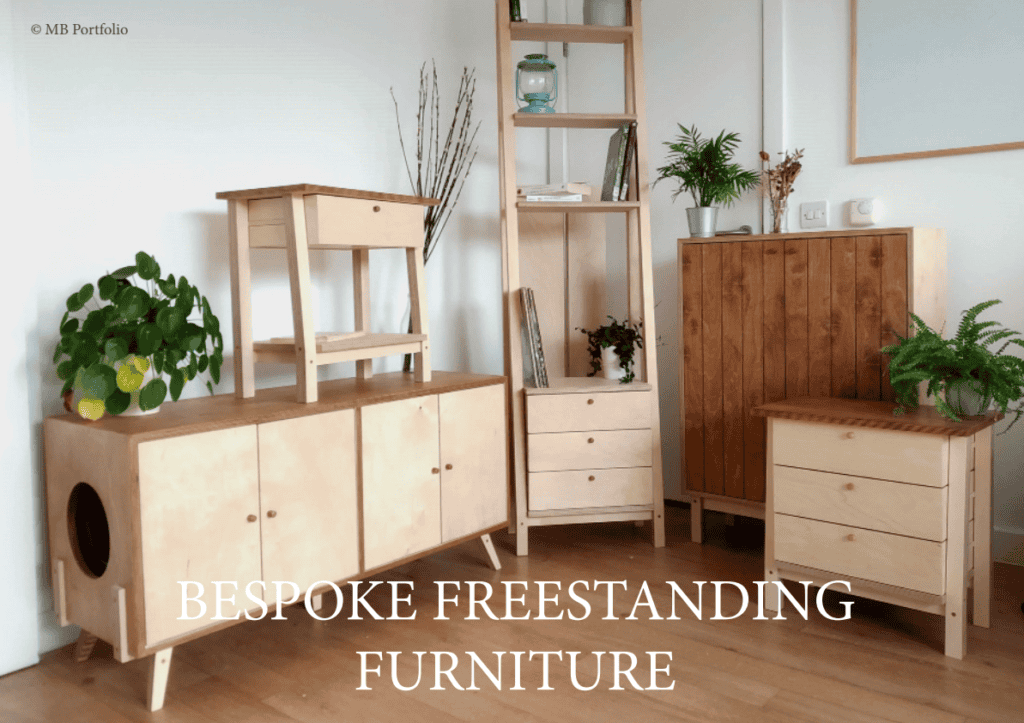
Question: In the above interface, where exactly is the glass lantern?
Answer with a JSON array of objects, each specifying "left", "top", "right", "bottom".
[{"left": 516, "top": 54, "right": 558, "bottom": 113}]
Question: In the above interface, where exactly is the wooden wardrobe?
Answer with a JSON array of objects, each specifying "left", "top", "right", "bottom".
[{"left": 678, "top": 227, "right": 946, "bottom": 542}]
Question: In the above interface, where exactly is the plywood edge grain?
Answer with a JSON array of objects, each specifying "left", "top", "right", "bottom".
[{"left": 216, "top": 184, "right": 440, "bottom": 206}]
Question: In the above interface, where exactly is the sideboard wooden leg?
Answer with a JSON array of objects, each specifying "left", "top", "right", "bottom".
[
  {"left": 480, "top": 533, "right": 501, "bottom": 570},
  {"left": 74, "top": 631, "right": 98, "bottom": 663},
  {"left": 690, "top": 495, "right": 704, "bottom": 544},
  {"left": 148, "top": 647, "right": 173, "bottom": 712},
  {"left": 311, "top": 594, "right": 324, "bottom": 612}
]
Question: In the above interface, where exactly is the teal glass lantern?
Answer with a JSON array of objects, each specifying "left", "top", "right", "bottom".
[{"left": 516, "top": 54, "right": 558, "bottom": 113}]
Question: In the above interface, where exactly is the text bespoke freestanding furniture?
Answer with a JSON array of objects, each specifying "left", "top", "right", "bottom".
[
  {"left": 45, "top": 372, "right": 508, "bottom": 710},
  {"left": 679, "top": 227, "right": 946, "bottom": 541},
  {"left": 495, "top": 0, "right": 665, "bottom": 555},
  {"left": 216, "top": 184, "right": 440, "bottom": 403},
  {"left": 755, "top": 397, "right": 998, "bottom": 659}
]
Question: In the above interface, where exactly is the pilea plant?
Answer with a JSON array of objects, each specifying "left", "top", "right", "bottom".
[
  {"left": 580, "top": 316, "right": 644, "bottom": 384},
  {"left": 881, "top": 299, "right": 1024, "bottom": 431},
  {"left": 54, "top": 251, "right": 224, "bottom": 419}
]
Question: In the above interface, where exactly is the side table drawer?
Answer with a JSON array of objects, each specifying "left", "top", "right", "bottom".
[
  {"left": 527, "top": 429, "right": 652, "bottom": 472},
  {"left": 773, "top": 466, "right": 947, "bottom": 541},
  {"left": 528, "top": 468, "right": 652, "bottom": 511},
  {"left": 248, "top": 195, "right": 422, "bottom": 249},
  {"left": 773, "top": 419, "right": 947, "bottom": 486},
  {"left": 774, "top": 514, "right": 946, "bottom": 595},
  {"left": 527, "top": 391, "right": 651, "bottom": 433}
]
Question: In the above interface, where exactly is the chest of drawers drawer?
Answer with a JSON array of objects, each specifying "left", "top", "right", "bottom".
[
  {"left": 527, "top": 429, "right": 652, "bottom": 472},
  {"left": 528, "top": 467, "right": 653, "bottom": 511},
  {"left": 526, "top": 390, "right": 651, "bottom": 433}
]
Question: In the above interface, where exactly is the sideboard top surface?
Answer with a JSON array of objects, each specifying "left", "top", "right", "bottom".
[
  {"left": 752, "top": 396, "right": 1002, "bottom": 436},
  {"left": 678, "top": 226, "right": 938, "bottom": 245},
  {"left": 47, "top": 371, "right": 505, "bottom": 443},
  {"left": 215, "top": 184, "right": 440, "bottom": 206}
]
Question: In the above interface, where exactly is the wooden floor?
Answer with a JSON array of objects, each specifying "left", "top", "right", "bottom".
[{"left": 4, "top": 505, "right": 1024, "bottom": 722}]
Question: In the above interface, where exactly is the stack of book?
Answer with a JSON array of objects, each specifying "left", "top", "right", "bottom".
[
  {"left": 600, "top": 121, "right": 638, "bottom": 202},
  {"left": 517, "top": 182, "right": 590, "bottom": 203}
]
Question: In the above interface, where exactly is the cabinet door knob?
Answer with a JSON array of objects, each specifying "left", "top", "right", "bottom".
[
  {"left": 845, "top": 482, "right": 855, "bottom": 491},
  {"left": 846, "top": 533, "right": 856, "bottom": 542},
  {"left": 373, "top": 205, "right": 381, "bottom": 212},
  {"left": 587, "top": 398, "right": 595, "bottom": 405},
  {"left": 588, "top": 475, "right": 596, "bottom": 481},
  {"left": 247, "top": 514, "right": 257, "bottom": 523},
  {"left": 843, "top": 431, "right": 856, "bottom": 440},
  {"left": 587, "top": 437, "right": 595, "bottom": 444},
  {"left": 445, "top": 463, "right": 453, "bottom": 470},
  {"left": 267, "top": 510, "right": 277, "bottom": 518},
  {"left": 432, "top": 467, "right": 440, "bottom": 474}
]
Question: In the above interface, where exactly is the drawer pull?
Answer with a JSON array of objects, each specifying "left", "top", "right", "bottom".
[
  {"left": 373, "top": 205, "right": 381, "bottom": 212},
  {"left": 445, "top": 463, "right": 453, "bottom": 471},
  {"left": 844, "top": 482, "right": 855, "bottom": 491},
  {"left": 846, "top": 533, "right": 856, "bottom": 542},
  {"left": 431, "top": 467, "right": 440, "bottom": 475},
  {"left": 587, "top": 398, "right": 595, "bottom": 405},
  {"left": 587, "top": 437, "right": 595, "bottom": 444},
  {"left": 843, "top": 431, "right": 856, "bottom": 440},
  {"left": 267, "top": 510, "right": 277, "bottom": 518},
  {"left": 247, "top": 514, "right": 257, "bottom": 523},
  {"left": 588, "top": 475, "right": 596, "bottom": 481}
]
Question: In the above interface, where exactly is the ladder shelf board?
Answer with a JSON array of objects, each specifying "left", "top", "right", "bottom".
[
  {"left": 513, "top": 113, "right": 637, "bottom": 129},
  {"left": 517, "top": 201, "right": 640, "bottom": 213},
  {"left": 253, "top": 333, "right": 427, "bottom": 365},
  {"left": 509, "top": 22, "right": 633, "bottom": 44}
]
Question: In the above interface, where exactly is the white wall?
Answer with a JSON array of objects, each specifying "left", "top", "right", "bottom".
[
  {"left": 5, "top": 0, "right": 504, "bottom": 666},
  {"left": 778, "top": 0, "right": 1024, "bottom": 559}
]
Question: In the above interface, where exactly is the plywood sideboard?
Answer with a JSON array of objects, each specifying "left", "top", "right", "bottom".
[
  {"left": 44, "top": 371, "right": 508, "bottom": 710},
  {"left": 678, "top": 227, "right": 946, "bottom": 541}
]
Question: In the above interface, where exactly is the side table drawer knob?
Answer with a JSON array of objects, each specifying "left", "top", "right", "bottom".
[
  {"left": 588, "top": 475, "right": 596, "bottom": 481},
  {"left": 247, "top": 514, "right": 257, "bottom": 523},
  {"left": 845, "top": 482, "right": 855, "bottom": 491},
  {"left": 846, "top": 533, "right": 856, "bottom": 542},
  {"left": 843, "top": 431, "right": 856, "bottom": 440},
  {"left": 587, "top": 437, "right": 595, "bottom": 444}
]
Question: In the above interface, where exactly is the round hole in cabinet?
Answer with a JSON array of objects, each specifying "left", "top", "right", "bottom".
[{"left": 67, "top": 482, "right": 110, "bottom": 578}]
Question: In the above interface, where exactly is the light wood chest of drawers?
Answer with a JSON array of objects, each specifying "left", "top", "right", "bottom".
[
  {"left": 754, "top": 397, "right": 1000, "bottom": 659},
  {"left": 525, "top": 379, "right": 654, "bottom": 515}
]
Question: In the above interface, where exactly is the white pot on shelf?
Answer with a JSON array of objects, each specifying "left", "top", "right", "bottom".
[
  {"left": 601, "top": 346, "right": 627, "bottom": 381},
  {"left": 583, "top": 0, "right": 627, "bottom": 26}
]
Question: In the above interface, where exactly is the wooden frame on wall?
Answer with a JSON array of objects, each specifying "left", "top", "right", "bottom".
[{"left": 850, "top": 0, "right": 1024, "bottom": 164}]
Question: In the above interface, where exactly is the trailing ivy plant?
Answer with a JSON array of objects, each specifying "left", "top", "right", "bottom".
[
  {"left": 579, "top": 316, "right": 644, "bottom": 384},
  {"left": 881, "top": 299, "right": 1024, "bottom": 431},
  {"left": 654, "top": 124, "right": 760, "bottom": 208},
  {"left": 54, "top": 251, "right": 224, "bottom": 419}
]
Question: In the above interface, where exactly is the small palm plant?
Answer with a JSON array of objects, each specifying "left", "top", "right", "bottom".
[
  {"left": 881, "top": 299, "right": 1024, "bottom": 431},
  {"left": 655, "top": 125, "right": 760, "bottom": 208}
]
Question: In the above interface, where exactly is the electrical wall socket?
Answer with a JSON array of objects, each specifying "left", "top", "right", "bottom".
[{"left": 800, "top": 201, "right": 828, "bottom": 229}]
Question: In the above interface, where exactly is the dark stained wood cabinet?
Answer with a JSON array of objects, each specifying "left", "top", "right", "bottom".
[{"left": 677, "top": 227, "right": 946, "bottom": 542}]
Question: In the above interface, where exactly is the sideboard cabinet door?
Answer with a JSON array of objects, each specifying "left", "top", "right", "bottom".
[
  {"left": 439, "top": 384, "right": 508, "bottom": 542},
  {"left": 361, "top": 395, "right": 441, "bottom": 570},
  {"left": 258, "top": 409, "right": 359, "bottom": 594},
  {"left": 137, "top": 426, "right": 261, "bottom": 647}
]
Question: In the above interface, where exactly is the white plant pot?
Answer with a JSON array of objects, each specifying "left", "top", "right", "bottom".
[
  {"left": 583, "top": 0, "right": 626, "bottom": 26},
  {"left": 601, "top": 346, "right": 627, "bottom": 381}
]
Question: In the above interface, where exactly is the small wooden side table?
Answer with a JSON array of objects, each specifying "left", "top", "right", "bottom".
[
  {"left": 753, "top": 397, "right": 1000, "bottom": 659},
  {"left": 216, "top": 184, "right": 440, "bottom": 403}
]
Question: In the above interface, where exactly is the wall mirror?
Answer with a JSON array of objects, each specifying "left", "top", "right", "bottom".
[{"left": 851, "top": 0, "right": 1024, "bottom": 164}]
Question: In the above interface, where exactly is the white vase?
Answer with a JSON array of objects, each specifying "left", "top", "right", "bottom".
[
  {"left": 583, "top": 0, "right": 626, "bottom": 26},
  {"left": 601, "top": 346, "right": 627, "bottom": 381}
]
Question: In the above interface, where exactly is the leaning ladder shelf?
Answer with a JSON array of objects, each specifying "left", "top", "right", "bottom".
[{"left": 495, "top": 1, "right": 665, "bottom": 555}]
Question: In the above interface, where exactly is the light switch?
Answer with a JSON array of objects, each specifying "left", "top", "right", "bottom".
[{"left": 800, "top": 201, "right": 828, "bottom": 229}]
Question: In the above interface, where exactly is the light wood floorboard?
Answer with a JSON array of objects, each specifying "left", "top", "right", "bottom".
[{"left": 3, "top": 507, "right": 1024, "bottom": 722}]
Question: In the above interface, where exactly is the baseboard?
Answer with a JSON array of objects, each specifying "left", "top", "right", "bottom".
[{"left": 994, "top": 527, "right": 1024, "bottom": 566}]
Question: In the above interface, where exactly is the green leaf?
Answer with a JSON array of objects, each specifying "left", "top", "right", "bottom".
[
  {"left": 153, "top": 350, "right": 165, "bottom": 375},
  {"left": 60, "top": 318, "right": 79, "bottom": 335},
  {"left": 72, "top": 340, "right": 100, "bottom": 370},
  {"left": 156, "top": 306, "right": 185, "bottom": 336},
  {"left": 136, "top": 251, "right": 158, "bottom": 280},
  {"left": 52, "top": 344, "right": 63, "bottom": 363},
  {"left": 169, "top": 368, "right": 185, "bottom": 401},
  {"left": 105, "top": 389, "right": 131, "bottom": 415},
  {"left": 98, "top": 275, "right": 118, "bottom": 300},
  {"left": 117, "top": 286, "right": 150, "bottom": 320},
  {"left": 56, "top": 360, "right": 77, "bottom": 381},
  {"left": 66, "top": 292, "right": 85, "bottom": 313},
  {"left": 80, "top": 362, "right": 117, "bottom": 400},
  {"left": 61, "top": 377, "right": 75, "bottom": 397},
  {"left": 206, "top": 380, "right": 214, "bottom": 394},
  {"left": 210, "top": 351, "right": 222, "bottom": 385},
  {"left": 76, "top": 283, "right": 94, "bottom": 307},
  {"left": 197, "top": 354, "right": 209, "bottom": 374},
  {"left": 180, "top": 323, "right": 204, "bottom": 352},
  {"left": 104, "top": 337, "right": 129, "bottom": 361},
  {"left": 187, "top": 357, "right": 198, "bottom": 380},
  {"left": 82, "top": 309, "right": 106, "bottom": 337},
  {"left": 136, "top": 323, "right": 164, "bottom": 357},
  {"left": 111, "top": 265, "right": 138, "bottom": 280},
  {"left": 139, "top": 378, "right": 167, "bottom": 411}
]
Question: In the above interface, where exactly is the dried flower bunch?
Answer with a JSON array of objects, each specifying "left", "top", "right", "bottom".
[{"left": 760, "top": 148, "right": 804, "bottom": 234}]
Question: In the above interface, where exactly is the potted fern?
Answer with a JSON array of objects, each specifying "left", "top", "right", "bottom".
[
  {"left": 881, "top": 299, "right": 1024, "bottom": 431},
  {"left": 580, "top": 316, "right": 643, "bottom": 384},
  {"left": 655, "top": 124, "right": 760, "bottom": 238}
]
